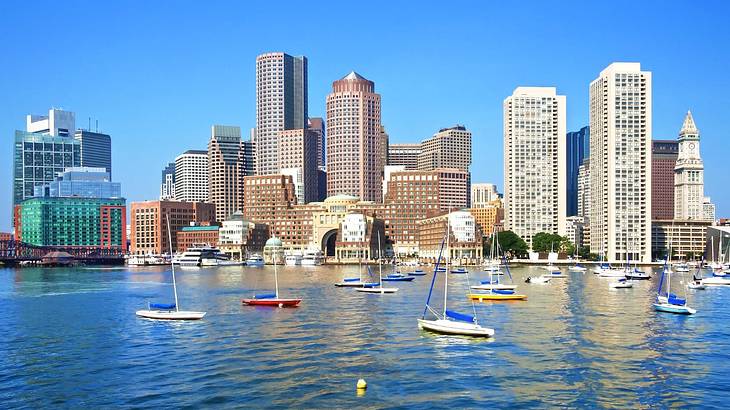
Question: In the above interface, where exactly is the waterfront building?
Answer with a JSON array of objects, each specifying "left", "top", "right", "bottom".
[
  {"left": 674, "top": 111, "right": 706, "bottom": 220},
  {"left": 174, "top": 150, "right": 208, "bottom": 202},
  {"left": 383, "top": 168, "right": 469, "bottom": 255},
  {"left": 565, "top": 216, "right": 587, "bottom": 249},
  {"left": 308, "top": 117, "right": 326, "bottom": 168},
  {"left": 468, "top": 199, "right": 504, "bottom": 237},
  {"left": 566, "top": 126, "right": 590, "bottom": 216},
  {"left": 160, "top": 162, "right": 175, "bottom": 200},
  {"left": 218, "top": 211, "right": 268, "bottom": 260},
  {"left": 74, "top": 129, "right": 112, "bottom": 177},
  {"left": 129, "top": 200, "right": 216, "bottom": 255},
  {"left": 208, "top": 125, "right": 245, "bottom": 222},
  {"left": 652, "top": 219, "right": 711, "bottom": 260},
  {"left": 418, "top": 126, "right": 471, "bottom": 172},
  {"left": 417, "top": 210, "right": 483, "bottom": 264},
  {"left": 33, "top": 167, "right": 120, "bottom": 199},
  {"left": 334, "top": 213, "right": 384, "bottom": 262},
  {"left": 382, "top": 165, "right": 406, "bottom": 201},
  {"left": 243, "top": 174, "right": 298, "bottom": 240},
  {"left": 705, "top": 226, "right": 730, "bottom": 261},
  {"left": 589, "top": 63, "right": 652, "bottom": 263},
  {"left": 387, "top": 143, "right": 420, "bottom": 170},
  {"left": 471, "top": 183, "right": 500, "bottom": 208},
  {"left": 14, "top": 197, "right": 126, "bottom": 251},
  {"left": 503, "top": 86, "right": 567, "bottom": 248},
  {"left": 255, "top": 52, "right": 308, "bottom": 175},
  {"left": 26, "top": 108, "right": 75, "bottom": 137},
  {"left": 176, "top": 224, "right": 219, "bottom": 252},
  {"left": 652, "top": 140, "right": 679, "bottom": 220},
  {"left": 12, "top": 130, "right": 80, "bottom": 218},
  {"left": 326, "top": 71, "right": 383, "bottom": 202},
  {"left": 279, "top": 128, "right": 319, "bottom": 203},
  {"left": 242, "top": 140, "right": 256, "bottom": 177}
]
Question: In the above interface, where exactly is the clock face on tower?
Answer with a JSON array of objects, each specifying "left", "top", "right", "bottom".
[{"left": 689, "top": 142, "right": 696, "bottom": 151}]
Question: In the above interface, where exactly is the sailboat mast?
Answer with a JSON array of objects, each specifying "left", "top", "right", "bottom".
[
  {"left": 444, "top": 213, "right": 450, "bottom": 318},
  {"left": 274, "top": 246, "right": 279, "bottom": 298},
  {"left": 378, "top": 232, "right": 383, "bottom": 289},
  {"left": 165, "top": 215, "right": 179, "bottom": 312}
]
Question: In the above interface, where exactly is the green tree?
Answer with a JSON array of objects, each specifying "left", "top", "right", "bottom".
[
  {"left": 497, "top": 230, "right": 528, "bottom": 258},
  {"left": 578, "top": 246, "right": 591, "bottom": 259}
]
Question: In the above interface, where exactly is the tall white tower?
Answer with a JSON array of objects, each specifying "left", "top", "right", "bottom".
[
  {"left": 589, "top": 63, "right": 652, "bottom": 263},
  {"left": 503, "top": 87, "right": 567, "bottom": 249},
  {"left": 674, "top": 111, "right": 704, "bottom": 220}
]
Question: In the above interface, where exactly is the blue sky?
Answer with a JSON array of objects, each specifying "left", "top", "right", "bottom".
[{"left": 1, "top": 1, "right": 729, "bottom": 231}]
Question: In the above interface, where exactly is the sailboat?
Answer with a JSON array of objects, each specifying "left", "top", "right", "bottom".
[
  {"left": 654, "top": 251, "right": 696, "bottom": 315},
  {"left": 242, "top": 237, "right": 302, "bottom": 307},
  {"left": 468, "top": 254, "right": 527, "bottom": 301},
  {"left": 355, "top": 233, "right": 398, "bottom": 294},
  {"left": 568, "top": 242, "right": 587, "bottom": 272},
  {"left": 335, "top": 254, "right": 378, "bottom": 287},
  {"left": 382, "top": 247, "right": 415, "bottom": 282},
  {"left": 418, "top": 219, "right": 494, "bottom": 337},
  {"left": 136, "top": 215, "right": 206, "bottom": 320},
  {"left": 471, "top": 237, "right": 517, "bottom": 291}
]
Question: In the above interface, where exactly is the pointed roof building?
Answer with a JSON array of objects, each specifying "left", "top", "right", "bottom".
[{"left": 679, "top": 111, "right": 699, "bottom": 139}]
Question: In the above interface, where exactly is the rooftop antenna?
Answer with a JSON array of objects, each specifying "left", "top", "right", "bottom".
[{"left": 96, "top": 119, "right": 98, "bottom": 132}]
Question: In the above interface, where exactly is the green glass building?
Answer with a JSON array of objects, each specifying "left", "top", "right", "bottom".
[{"left": 17, "top": 197, "right": 126, "bottom": 249}]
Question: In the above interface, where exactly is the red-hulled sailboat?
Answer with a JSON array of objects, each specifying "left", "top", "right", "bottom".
[{"left": 242, "top": 237, "right": 301, "bottom": 308}]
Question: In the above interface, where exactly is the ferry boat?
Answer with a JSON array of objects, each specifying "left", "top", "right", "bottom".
[
  {"left": 176, "top": 244, "right": 229, "bottom": 267},
  {"left": 284, "top": 253, "right": 303, "bottom": 266},
  {"left": 301, "top": 250, "right": 324, "bottom": 266},
  {"left": 127, "top": 254, "right": 169, "bottom": 266},
  {"left": 246, "top": 254, "right": 265, "bottom": 267}
]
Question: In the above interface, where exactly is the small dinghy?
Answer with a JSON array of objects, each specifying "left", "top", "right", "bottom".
[
  {"left": 242, "top": 237, "right": 301, "bottom": 308},
  {"left": 525, "top": 275, "right": 551, "bottom": 284},
  {"left": 408, "top": 269, "right": 426, "bottom": 276},
  {"left": 609, "top": 278, "right": 633, "bottom": 289},
  {"left": 468, "top": 289, "right": 527, "bottom": 301},
  {"left": 625, "top": 268, "right": 650, "bottom": 280},
  {"left": 450, "top": 267, "right": 468, "bottom": 274},
  {"left": 355, "top": 233, "right": 398, "bottom": 294},
  {"left": 569, "top": 264, "right": 587, "bottom": 272}
]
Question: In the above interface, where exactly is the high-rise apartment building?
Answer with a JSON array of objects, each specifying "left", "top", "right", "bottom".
[
  {"left": 208, "top": 125, "right": 245, "bottom": 222},
  {"left": 589, "top": 62, "right": 652, "bottom": 263},
  {"left": 651, "top": 140, "right": 679, "bottom": 220},
  {"left": 418, "top": 126, "right": 472, "bottom": 172},
  {"left": 255, "top": 52, "right": 308, "bottom": 175},
  {"left": 387, "top": 143, "right": 420, "bottom": 170},
  {"left": 74, "top": 129, "right": 112, "bottom": 178},
  {"left": 674, "top": 111, "right": 705, "bottom": 220},
  {"left": 326, "top": 71, "right": 382, "bottom": 202},
  {"left": 566, "top": 126, "right": 590, "bottom": 216},
  {"left": 243, "top": 174, "right": 298, "bottom": 237},
  {"left": 503, "top": 87, "right": 567, "bottom": 248},
  {"left": 308, "top": 117, "right": 326, "bottom": 168},
  {"left": 160, "top": 162, "right": 175, "bottom": 200},
  {"left": 577, "top": 159, "right": 590, "bottom": 218},
  {"left": 279, "top": 128, "right": 319, "bottom": 204},
  {"left": 174, "top": 150, "right": 208, "bottom": 202},
  {"left": 471, "top": 183, "right": 499, "bottom": 208}
]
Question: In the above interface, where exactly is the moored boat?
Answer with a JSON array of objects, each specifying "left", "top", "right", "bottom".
[{"left": 242, "top": 238, "right": 301, "bottom": 307}]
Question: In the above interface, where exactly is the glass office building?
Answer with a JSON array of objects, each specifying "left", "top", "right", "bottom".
[
  {"left": 74, "top": 130, "right": 112, "bottom": 177},
  {"left": 13, "top": 131, "right": 81, "bottom": 215},
  {"left": 33, "top": 167, "right": 121, "bottom": 199},
  {"left": 566, "top": 126, "right": 590, "bottom": 216}
]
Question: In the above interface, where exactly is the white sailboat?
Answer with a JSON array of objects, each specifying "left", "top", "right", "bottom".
[
  {"left": 356, "top": 232, "right": 398, "bottom": 294},
  {"left": 335, "top": 254, "right": 378, "bottom": 287},
  {"left": 136, "top": 215, "right": 206, "bottom": 320},
  {"left": 418, "top": 214, "right": 494, "bottom": 337},
  {"left": 654, "top": 247, "right": 696, "bottom": 315},
  {"left": 471, "top": 235, "right": 516, "bottom": 291}
]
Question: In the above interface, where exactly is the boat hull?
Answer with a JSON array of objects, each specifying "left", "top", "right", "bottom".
[
  {"left": 653, "top": 303, "right": 696, "bottom": 315},
  {"left": 417, "top": 319, "right": 494, "bottom": 337},
  {"left": 135, "top": 310, "right": 206, "bottom": 320},
  {"left": 355, "top": 287, "right": 398, "bottom": 294},
  {"left": 467, "top": 293, "right": 527, "bottom": 301},
  {"left": 241, "top": 298, "right": 301, "bottom": 307},
  {"left": 470, "top": 284, "right": 517, "bottom": 291},
  {"left": 382, "top": 277, "right": 415, "bottom": 282},
  {"left": 702, "top": 277, "right": 730, "bottom": 286},
  {"left": 334, "top": 281, "right": 378, "bottom": 287}
]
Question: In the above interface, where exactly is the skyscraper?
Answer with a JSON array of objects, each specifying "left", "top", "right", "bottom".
[
  {"left": 208, "top": 125, "right": 245, "bottom": 222},
  {"left": 503, "top": 87, "right": 567, "bottom": 248},
  {"left": 26, "top": 108, "right": 75, "bottom": 137},
  {"left": 279, "top": 128, "right": 319, "bottom": 204},
  {"left": 174, "top": 150, "right": 208, "bottom": 202},
  {"left": 326, "top": 71, "right": 382, "bottom": 202},
  {"left": 387, "top": 143, "right": 420, "bottom": 170},
  {"left": 255, "top": 52, "right": 308, "bottom": 175},
  {"left": 160, "top": 162, "right": 175, "bottom": 200},
  {"left": 674, "top": 111, "right": 705, "bottom": 220},
  {"left": 566, "top": 126, "right": 590, "bottom": 216},
  {"left": 418, "top": 126, "right": 472, "bottom": 172},
  {"left": 589, "top": 62, "right": 652, "bottom": 263},
  {"left": 651, "top": 140, "right": 679, "bottom": 220},
  {"left": 307, "top": 117, "right": 326, "bottom": 168},
  {"left": 471, "top": 183, "right": 499, "bottom": 208},
  {"left": 74, "top": 129, "right": 112, "bottom": 178}
]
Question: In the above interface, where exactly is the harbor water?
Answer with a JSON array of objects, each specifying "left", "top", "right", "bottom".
[{"left": 1, "top": 265, "right": 728, "bottom": 408}]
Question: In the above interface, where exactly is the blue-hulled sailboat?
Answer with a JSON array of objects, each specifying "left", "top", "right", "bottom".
[{"left": 654, "top": 256, "right": 696, "bottom": 315}]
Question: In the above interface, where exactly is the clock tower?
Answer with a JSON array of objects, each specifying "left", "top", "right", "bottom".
[{"left": 674, "top": 111, "right": 704, "bottom": 219}]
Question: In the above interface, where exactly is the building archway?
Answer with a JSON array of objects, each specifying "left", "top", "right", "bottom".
[{"left": 321, "top": 229, "right": 338, "bottom": 257}]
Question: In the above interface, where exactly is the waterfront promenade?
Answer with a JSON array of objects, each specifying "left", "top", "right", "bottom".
[{"left": 1, "top": 264, "right": 727, "bottom": 408}]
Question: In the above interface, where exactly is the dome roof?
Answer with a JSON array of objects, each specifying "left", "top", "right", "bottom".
[
  {"left": 265, "top": 237, "right": 283, "bottom": 247},
  {"left": 324, "top": 194, "right": 360, "bottom": 203}
]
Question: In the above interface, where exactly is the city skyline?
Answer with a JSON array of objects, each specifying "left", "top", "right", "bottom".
[{"left": 1, "top": 2, "right": 729, "bottom": 231}]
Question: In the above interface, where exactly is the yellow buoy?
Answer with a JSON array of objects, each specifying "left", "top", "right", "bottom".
[{"left": 356, "top": 379, "right": 367, "bottom": 390}]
